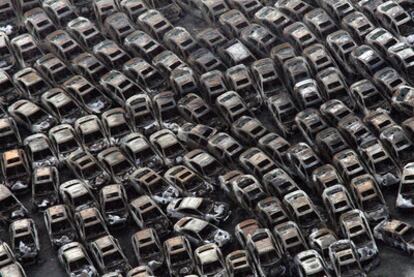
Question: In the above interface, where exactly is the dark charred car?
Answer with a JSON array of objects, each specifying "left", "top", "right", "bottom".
[
  {"left": 286, "top": 143, "right": 322, "bottom": 184},
  {"left": 89, "top": 235, "right": 131, "bottom": 274},
  {"left": 340, "top": 209, "right": 379, "bottom": 270},
  {"left": 58, "top": 242, "right": 98, "bottom": 277},
  {"left": 320, "top": 99, "right": 354, "bottom": 126},
  {"left": 308, "top": 228, "right": 338, "bottom": 266},
  {"left": 283, "top": 190, "right": 325, "bottom": 234},
  {"left": 164, "top": 236, "right": 195, "bottom": 276},
  {"left": 294, "top": 249, "right": 332, "bottom": 277},
  {"left": 67, "top": 149, "right": 111, "bottom": 190},
  {"left": 44, "top": 204, "right": 77, "bottom": 248},
  {"left": 24, "top": 133, "right": 59, "bottom": 169},
  {"left": 322, "top": 185, "right": 355, "bottom": 232},
  {"left": 358, "top": 138, "right": 400, "bottom": 187},
  {"left": 267, "top": 93, "right": 298, "bottom": 137},
  {"left": 216, "top": 91, "right": 253, "bottom": 124},
  {"left": 63, "top": 75, "right": 112, "bottom": 115},
  {"left": 59, "top": 179, "right": 98, "bottom": 213},
  {"left": 0, "top": 71, "right": 21, "bottom": 105},
  {"left": 232, "top": 174, "right": 267, "bottom": 211},
  {"left": 137, "top": 9, "right": 174, "bottom": 41},
  {"left": 0, "top": 33, "right": 17, "bottom": 74},
  {"left": 75, "top": 115, "right": 110, "bottom": 154},
  {"left": 32, "top": 166, "right": 59, "bottom": 210},
  {"left": 41, "top": 88, "right": 85, "bottom": 125},
  {"left": 396, "top": 163, "right": 414, "bottom": 209},
  {"left": 131, "top": 228, "right": 164, "bottom": 272},
  {"left": 239, "top": 147, "right": 277, "bottom": 180},
  {"left": 231, "top": 116, "right": 268, "bottom": 146},
  {"left": 8, "top": 99, "right": 57, "bottom": 133},
  {"left": 97, "top": 147, "right": 136, "bottom": 184},
  {"left": 120, "top": 132, "right": 163, "bottom": 171},
  {"left": 0, "top": 117, "right": 22, "bottom": 153},
  {"left": 167, "top": 197, "right": 230, "bottom": 224},
  {"left": 273, "top": 221, "right": 308, "bottom": 258},
  {"left": 178, "top": 93, "right": 225, "bottom": 130},
  {"left": 312, "top": 164, "right": 344, "bottom": 196},
  {"left": 93, "top": 40, "right": 130, "bottom": 70},
  {"left": 35, "top": 54, "right": 73, "bottom": 88},
  {"left": 304, "top": 9, "right": 338, "bottom": 40},
  {"left": 174, "top": 216, "right": 232, "bottom": 248},
  {"left": 99, "top": 184, "right": 129, "bottom": 228},
  {"left": 262, "top": 169, "right": 299, "bottom": 200},
  {"left": 123, "top": 58, "right": 165, "bottom": 92},
  {"left": 380, "top": 125, "right": 414, "bottom": 167},
  {"left": 75, "top": 207, "right": 109, "bottom": 244},
  {"left": 256, "top": 197, "right": 290, "bottom": 230},
  {"left": 247, "top": 228, "right": 286, "bottom": 276},
  {"left": 102, "top": 108, "right": 133, "bottom": 144},
  {"left": 0, "top": 185, "right": 28, "bottom": 223},
  {"left": 328, "top": 240, "right": 366, "bottom": 277},
  {"left": 124, "top": 30, "right": 166, "bottom": 62},
  {"left": 130, "top": 167, "right": 180, "bottom": 205},
  {"left": 1, "top": 149, "right": 31, "bottom": 193},
  {"left": 49, "top": 124, "right": 83, "bottom": 163},
  {"left": 350, "top": 174, "right": 389, "bottom": 224},
  {"left": 10, "top": 218, "right": 40, "bottom": 264},
  {"left": 258, "top": 133, "right": 291, "bottom": 170},
  {"left": 125, "top": 94, "right": 159, "bottom": 136},
  {"left": 10, "top": 33, "right": 44, "bottom": 68},
  {"left": 350, "top": 79, "right": 390, "bottom": 114},
  {"left": 177, "top": 123, "right": 218, "bottom": 150},
  {"left": 234, "top": 219, "right": 260, "bottom": 248},
  {"left": 374, "top": 219, "right": 414, "bottom": 255},
  {"left": 194, "top": 243, "right": 227, "bottom": 277},
  {"left": 150, "top": 129, "right": 187, "bottom": 166},
  {"left": 129, "top": 195, "right": 171, "bottom": 238},
  {"left": 392, "top": 85, "right": 414, "bottom": 116},
  {"left": 207, "top": 131, "right": 244, "bottom": 166},
  {"left": 164, "top": 165, "right": 214, "bottom": 197},
  {"left": 226, "top": 250, "right": 258, "bottom": 277},
  {"left": 67, "top": 17, "right": 106, "bottom": 50}
]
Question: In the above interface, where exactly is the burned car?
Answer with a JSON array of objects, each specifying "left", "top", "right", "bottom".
[
  {"left": 328, "top": 240, "right": 366, "bottom": 277},
  {"left": 247, "top": 228, "right": 286, "bottom": 276},
  {"left": 74, "top": 115, "right": 110, "bottom": 154},
  {"left": 194, "top": 243, "right": 227, "bottom": 277},
  {"left": 125, "top": 94, "right": 159, "bottom": 136},
  {"left": 89, "top": 235, "right": 131, "bottom": 274},
  {"left": 340, "top": 209, "right": 379, "bottom": 270},
  {"left": 1, "top": 149, "right": 31, "bottom": 193},
  {"left": 97, "top": 147, "right": 136, "bottom": 184},
  {"left": 63, "top": 75, "right": 112, "bottom": 115},
  {"left": 102, "top": 108, "right": 133, "bottom": 144},
  {"left": 164, "top": 236, "right": 195, "bottom": 276},
  {"left": 67, "top": 149, "right": 111, "bottom": 190},
  {"left": 374, "top": 219, "right": 414, "bottom": 255},
  {"left": 120, "top": 132, "right": 163, "bottom": 171},
  {"left": 44, "top": 204, "right": 77, "bottom": 248},
  {"left": 283, "top": 190, "right": 325, "bottom": 234},
  {"left": 131, "top": 228, "right": 164, "bottom": 272},
  {"left": 10, "top": 218, "right": 40, "bottom": 264},
  {"left": 32, "top": 166, "right": 59, "bottom": 210},
  {"left": 174, "top": 216, "right": 232, "bottom": 248},
  {"left": 358, "top": 138, "right": 400, "bottom": 187},
  {"left": 167, "top": 197, "right": 230, "bottom": 224},
  {"left": 129, "top": 195, "right": 172, "bottom": 238},
  {"left": 23, "top": 133, "right": 58, "bottom": 169},
  {"left": 396, "top": 163, "right": 414, "bottom": 209},
  {"left": 350, "top": 174, "right": 389, "bottom": 224},
  {"left": 8, "top": 99, "right": 57, "bottom": 133},
  {"left": 75, "top": 207, "right": 109, "bottom": 244},
  {"left": 130, "top": 167, "right": 181, "bottom": 205},
  {"left": 150, "top": 129, "right": 187, "bottom": 166},
  {"left": 41, "top": 88, "right": 85, "bottom": 125},
  {"left": 164, "top": 165, "right": 213, "bottom": 197},
  {"left": 58, "top": 242, "right": 98, "bottom": 277},
  {"left": 99, "top": 184, "right": 129, "bottom": 228},
  {"left": 59, "top": 179, "right": 98, "bottom": 213},
  {"left": 49, "top": 124, "right": 82, "bottom": 162},
  {"left": 294, "top": 249, "right": 331, "bottom": 277},
  {"left": 0, "top": 185, "right": 28, "bottom": 223}
]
